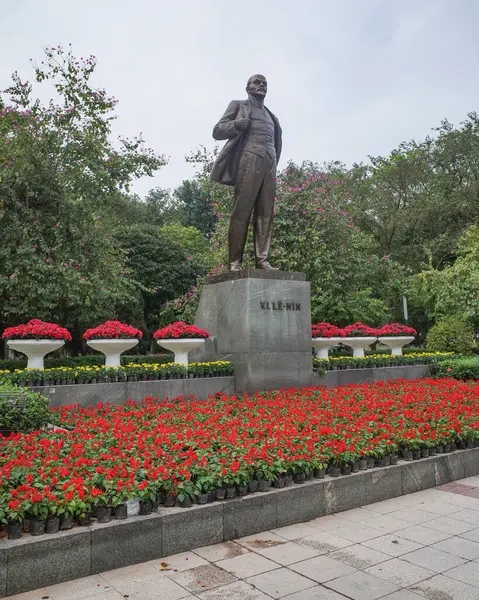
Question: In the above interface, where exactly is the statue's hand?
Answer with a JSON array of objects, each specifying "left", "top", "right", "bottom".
[{"left": 234, "top": 118, "right": 251, "bottom": 132}]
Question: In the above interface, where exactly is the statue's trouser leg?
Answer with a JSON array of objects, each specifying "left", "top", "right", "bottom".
[
  {"left": 253, "top": 155, "right": 276, "bottom": 266},
  {"left": 229, "top": 151, "right": 267, "bottom": 265}
]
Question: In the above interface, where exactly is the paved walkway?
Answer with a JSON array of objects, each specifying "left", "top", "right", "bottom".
[{"left": 11, "top": 476, "right": 479, "bottom": 600}]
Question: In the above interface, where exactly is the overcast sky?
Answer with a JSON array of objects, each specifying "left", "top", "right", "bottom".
[{"left": 2, "top": 0, "right": 478, "bottom": 198}]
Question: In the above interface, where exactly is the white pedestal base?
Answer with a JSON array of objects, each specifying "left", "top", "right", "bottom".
[
  {"left": 377, "top": 336, "right": 415, "bottom": 356},
  {"left": 7, "top": 339, "right": 65, "bottom": 370},
  {"left": 342, "top": 336, "right": 377, "bottom": 358},
  {"left": 156, "top": 338, "right": 205, "bottom": 367},
  {"left": 86, "top": 338, "right": 139, "bottom": 367},
  {"left": 312, "top": 337, "right": 342, "bottom": 360}
]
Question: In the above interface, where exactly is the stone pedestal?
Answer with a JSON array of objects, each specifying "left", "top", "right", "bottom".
[{"left": 192, "top": 270, "right": 312, "bottom": 393}]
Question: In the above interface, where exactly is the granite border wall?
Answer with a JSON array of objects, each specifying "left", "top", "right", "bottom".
[
  {"left": 314, "top": 364, "right": 431, "bottom": 388},
  {"left": 32, "top": 377, "right": 236, "bottom": 408},
  {"left": 2, "top": 448, "right": 478, "bottom": 596}
]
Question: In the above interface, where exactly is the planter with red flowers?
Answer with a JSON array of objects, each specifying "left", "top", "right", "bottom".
[
  {"left": 83, "top": 321, "right": 143, "bottom": 367},
  {"left": 377, "top": 323, "right": 417, "bottom": 356},
  {"left": 341, "top": 322, "right": 379, "bottom": 358},
  {"left": 2, "top": 319, "right": 72, "bottom": 369},
  {"left": 153, "top": 322, "right": 209, "bottom": 367},
  {"left": 311, "top": 322, "right": 344, "bottom": 360}
]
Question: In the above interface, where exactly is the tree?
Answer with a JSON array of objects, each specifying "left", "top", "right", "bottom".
[
  {"left": 0, "top": 45, "right": 165, "bottom": 351},
  {"left": 173, "top": 179, "right": 216, "bottom": 236}
]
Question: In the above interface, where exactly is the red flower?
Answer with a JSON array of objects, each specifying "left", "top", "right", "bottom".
[
  {"left": 312, "top": 322, "right": 344, "bottom": 338},
  {"left": 153, "top": 321, "right": 209, "bottom": 340},
  {"left": 2, "top": 319, "right": 72, "bottom": 341},
  {"left": 379, "top": 323, "right": 417, "bottom": 337},
  {"left": 83, "top": 320, "right": 143, "bottom": 340},
  {"left": 342, "top": 322, "right": 379, "bottom": 337}
]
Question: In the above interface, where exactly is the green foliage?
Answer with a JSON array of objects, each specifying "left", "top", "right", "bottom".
[
  {"left": 433, "top": 357, "right": 479, "bottom": 380},
  {"left": 173, "top": 179, "right": 217, "bottom": 236},
  {"left": 0, "top": 384, "right": 50, "bottom": 432},
  {"left": 160, "top": 224, "right": 213, "bottom": 268},
  {"left": 0, "top": 45, "right": 165, "bottom": 349},
  {"left": 0, "top": 354, "right": 173, "bottom": 371},
  {"left": 426, "top": 315, "right": 477, "bottom": 354}
]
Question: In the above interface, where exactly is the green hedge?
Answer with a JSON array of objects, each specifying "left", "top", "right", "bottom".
[
  {"left": 329, "top": 345, "right": 424, "bottom": 358},
  {"left": 314, "top": 352, "right": 456, "bottom": 375},
  {"left": 0, "top": 383, "right": 50, "bottom": 433},
  {"left": 0, "top": 353, "right": 174, "bottom": 371},
  {"left": 432, "top": 357, "right": 479, "bottom": 380}
]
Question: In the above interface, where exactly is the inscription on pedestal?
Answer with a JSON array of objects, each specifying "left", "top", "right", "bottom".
[{"left": 259, "top": 301, "right": 301, "bottom": 311}]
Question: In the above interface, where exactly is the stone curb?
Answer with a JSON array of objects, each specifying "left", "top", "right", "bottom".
[{"left": 1, "top": 447, "right": 478, "bottom": 596}]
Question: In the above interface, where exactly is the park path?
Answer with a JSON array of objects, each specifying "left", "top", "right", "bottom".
[{"left": 9, "top": 475, "right": 479, "bottom": 600}]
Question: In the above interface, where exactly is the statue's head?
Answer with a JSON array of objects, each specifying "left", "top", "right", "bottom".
[{"left": 246, "top": 74, "right": 267, "bottom": 99}]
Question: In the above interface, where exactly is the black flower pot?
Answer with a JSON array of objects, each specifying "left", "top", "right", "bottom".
[
  {"left": 293, "top": 472, "right": 306, "bottom": 484},
  {"left": 412, "top": 449, "right": 421, "bottom": 460},
  {"left": 305, "top": 471, "right": 314, "bottom": 481},
  {"left": 273, "top": 477, "right": 285, "bottom": 489},
  {"left": 375, "top": 458, "right": 387, "bottom": 467},
  {"left": 164, "top": 494, "right": 176, "bottom": 507},
  {"left": 78, "top": 513, "right": 91, "bottom": 526},
  {"left": 466, "top": 440, "right": 474, "bottom": 449},
  {"left": 314, "top": 468, "right": 326, "bottom": 479},
  {"left": 207, "top": 490, "right": 217, "bottom": 503},
  {"left": 443, "top": 444, "right": 451, "bottom": 453},
  {"left": 30, "top": 519, "right": 46, "bottom": 536},
  {"left": 60, "top": 514, "right": 73, "bottom": 530},
  {"left": 351, "top": 462, "right": 359, "bottom": 473},
  {"left": 180, "top": 496, "right": 193, "bottom": 508},
  {"left": 402, "top": 450, "right": 413, "bottom": 461},
  {"left": 284, "top": 474, "right": 293, "bottom": 487},
  {"left": 420, "top": 448, "right": 429, "bottom": 458},
  {"left": 258, "top": 480, "right": 271, "bottom": 492},
  {"left": 46, "top": 517, "right": 60, "bottom": 534},
  {"left": 114, "top": 504, "right": 128, "bottom": 520},
  {"left": 197, "top": 493, "right": 209, "bottom": 504},
  {"left": 429, "top": 447, "right": 436, "bottom": 456},
  {"left": 458, "top": 441, "right": 466, "bottom": 450},
  {"left": 152, "top": 496, "right": 160, "bottom": 512},
  {"left": 7, "top": 521, "right": 22, "bottom": 540},
  {"left": 248, "top": 480, "right": 259, "bottom": 493},
  {"left": 450, "top": 443, "right": 457, "bottom": 451},
  {"left": 384, "top": 456, "right": 391, "bottom": 466},
  {"left": 358, "top": 458, "right": 368, "bottom": 471},
  {"left": 390, "top": 454, "right": 398, "bottom": 465},
  {"left": 22, "top": 518, "right": 31, "bottom": 533},
  {"left": 96, "top": 506, "right": 111, "bottom": 523},
  {"left": 329, "top": 466, "right": 341, "bottom": 478},
  {"left": 236, "top": 485, "right": 248, "bottom": 496},
  {"left": 216, "top": 488, "right": 226, "bottom": 500},
  {"left": 367, "top": 457, "right": 375, "bottom": 469},
  {"left": 341, "top": 465, "right": 351, "bottom": 475},
  {"left": 436, "top": 445, "right": 444, "bottom": 453},
  {"left": 225, "top": 486, "right": 236, "bottom": 499},
  {"left": 139, "top": 501, "right": 153, "bottom": 515}
]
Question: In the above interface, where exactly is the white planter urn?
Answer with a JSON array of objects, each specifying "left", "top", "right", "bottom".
[
  {"left": 342, "top": 336, "right": 377, "bottom": 358},
  {"left": 377, "top": 336, "right": 415, "bottom": 356},
  {"left": 156, "top": 338, "right": 205, "bottom": 367},
  {"left": 86, "top": 338, "right": 139, "bottom": 367},
  {"left": 312, "top": 337, "right": 342, "bottom": 360},
  {"left": 7, "top": 339, "right": 65, "bottom": 370}
]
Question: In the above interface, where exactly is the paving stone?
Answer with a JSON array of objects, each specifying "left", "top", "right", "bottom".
[
  {"left": 255, "top": 541, "right": 319, "bottom": 565},
  {"left": 193, "top": 541, "right": 248, "bottom": 563},
  {"left": 401, "top": 546, "right": 466, "bottom": 573},
  {"left": 431, "top": 536, "right": 479, "bottom": 560},
  {"left": 110, "top": 572, "right": 190, "bottom": 600},
  {"left": 445, "top": 561, "right": 479, "bottom": 588},
  {"left": 363, "top": 514, "right": 411, "bottom": 534},
  {"left": 364, "top": 498, "right": 411, "bottom": 515},
  {"left": 333, "top": 507, "right": 382, "bottom": 523},
  {"left": 277, "top": 587, "right": 347, "bottom": 599},
  {"left": 101, "top": 562, "right": 160, "bottom": 587},
  {"left": 329, "top": 523, "right": 383, "bottom": 543},
  {"left": 271, "top": 523, "right": 320, "bottom": 540},
  {"left": 306, "top": 515, "right": 346, "bottom": 531},
  {"left": 289, "top": 555, "right": 356, "bottom": 583},
  {"left": 461, "top": 527, "right": 479, "bottom": 543},
  {"left": 236, "top": 531, "right": 288, "bottom": 550},
  {"left": 396, "top": 525, "right": 452, "bottom": 545},
  {"left": 361, "top": 534, "right": 423, "bottom": 557},
  {"left": 66, "top": 592, "right": 123, "bottom": 600},
  {"left": 365, "top": 558, "right": 435, "bottom": 587},
  {"left": 329, "top": 544, "right": 390, "bottom": 569},
  {"left": 413, "top": 499, "right": 462, "bottom": 516},
  {"left": 380, "top": 591, "right": 428, "bottom": 600},
  {"left": 36, "top": 575, "right": 114, "bottom": 600},
  {"left": 216, "top": 553, "right": 279, "bottom": 578},
  {"left": 326, "top": 570, "right": 399, "bottom": 600},
  {"left": 295, "top": 531, "right": 353, "bottom": 554},
  {"left": 245, "top": 567, "right": 316, "bottom": 599},
  {"left": 168, "top": 564, "right": 237, "bottom": 594},
  {"left": 410, "top": 574, "right": 479, "bottom": 600},
  {"left": 423, "top": 516, "right": 476, "bottom": 535},
  {"left": 196, "top": 580, "right": 272, "bottom": 599},
  {"left": 386, "top": 508, "right": 436, "bottom": 524},
  {"left": 450, "top": 508, "right": 479, "bottom": 526},
  {"left": 151, "top": 551, "right": 208, "bottom": 573}
]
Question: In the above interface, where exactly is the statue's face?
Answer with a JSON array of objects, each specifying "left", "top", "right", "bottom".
[{"left": 247, "top": 74, "right": 267, "bottom": 98}]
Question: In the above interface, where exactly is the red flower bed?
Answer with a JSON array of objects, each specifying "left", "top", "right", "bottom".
[
  {"left": 83, "top": 321, "right": 143, "bottom": 340},
  {"left": 153, "top": 321, "right": 209, "bottom": 339},
  {"left": 312, "top": 322, "right": 344, "bottom": 338},
  {"left": 342, "top": 322, "right": 379, "bottom": 337},
  {"left": 0, "top": 379, "right": 478, "bottom": 528},
  {"left": 2, "top": 319, "right": 72, "bottom": 341},
  {"left": 379, "top": 323, "right": 417, "bottom": 337}
]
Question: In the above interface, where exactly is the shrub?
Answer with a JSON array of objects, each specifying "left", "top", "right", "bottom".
[
  {"left": 0, "top": 354, "right": 174, "bottom": 371},
  {"left": 433, "top": 357, "right": 479, "bottom": 380},
  {"left": 427, "top": 316, "right": 477, "bottom": 354},
  {"left": 0, "top": 383, "right": 50, "bottom": 433}
]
